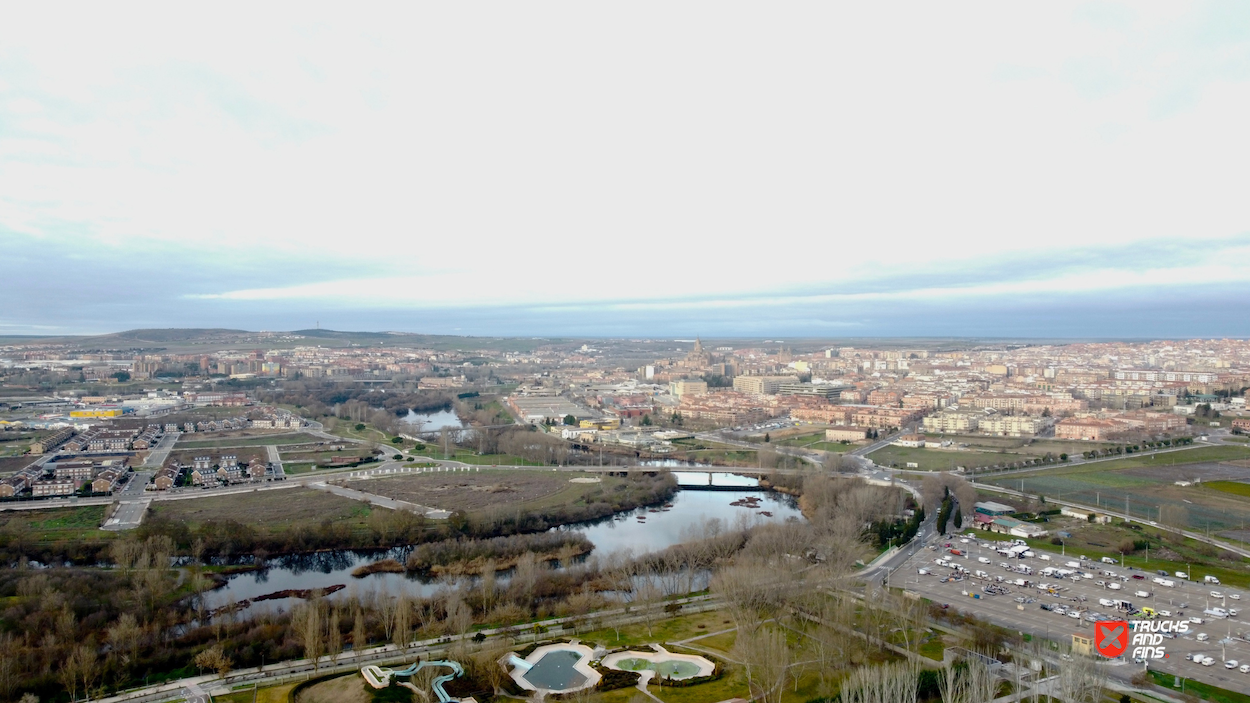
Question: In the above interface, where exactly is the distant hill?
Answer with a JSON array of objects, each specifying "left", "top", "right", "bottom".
[
  {"left": 290, "top": 328, "right": 403, "bottom": 341},
  {"left": 101, "top": 328, "right": 250, "bottom": 343}
]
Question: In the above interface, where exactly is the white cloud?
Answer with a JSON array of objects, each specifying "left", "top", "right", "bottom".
[{"left": 2, "top": 1, "right": 1249, "bottom": 322}]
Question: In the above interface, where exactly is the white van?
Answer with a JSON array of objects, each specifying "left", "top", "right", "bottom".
[
  {"left": 978, "top": 556, "right": 991, "bottom": 564},
  {"left": 1205, "top": 575, "right": 1221, "bottom": 585},
  {"left": 1197, "top": 633, "right": 1209, "bottom": 642},
  {"left": 1135, "top": 590, "right": 1151, "bottom": 598}
]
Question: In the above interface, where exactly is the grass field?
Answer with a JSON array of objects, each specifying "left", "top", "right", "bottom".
[
  {"left": 213, "top": 682, "right": 298, "bottom": 703},
  {"left": 777, "top": 431, "right": 829, "bottom": 447},
  {"left": 362, "top": 470, "right": 621, "bottom": 513},
  {"left": 579, "top": 609, "right": 735, "bottom": 648},
  {"left": 1207, "top": 480, "right": 1250, "bottom": 497},
  {"left": 176, "top": 432, "right": 324, "bottom": 449},
  {"left": 921, "top": 435, "right": 1112, "bottom": 457},
  {"left": 868, "top": 445, "right": 1012, "bottom": 471},
  {"left": 985, "top": 446, "right": 1250, "bottom": 532},
  {"left": 0, "top": 505, "right": 108, "bottom": 541},
  {"left": 148, "top": 488, "right": 375, "bottom": 534},
  {"left": 1148, "top": 669, "right": 1250, "bottom": 703}
]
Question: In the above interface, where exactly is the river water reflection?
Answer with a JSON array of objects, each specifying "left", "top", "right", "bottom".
[
  {"left": 202, "top": 486, "right": 800, "bottom": 617},
  {"left": 401, "top": 408, "right": 465, "bottom": 431}
]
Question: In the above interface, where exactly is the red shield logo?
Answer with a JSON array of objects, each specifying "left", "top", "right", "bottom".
[{"left": 1094, "top": 620, "right": 1129, "bottom": 658}]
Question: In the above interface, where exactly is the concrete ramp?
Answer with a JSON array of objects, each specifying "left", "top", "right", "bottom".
[{"left": 101, "top": 499, "right": 151, "bottom": 531}]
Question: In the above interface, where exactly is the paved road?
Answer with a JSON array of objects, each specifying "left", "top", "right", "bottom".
[
  {"left": 119, "top": 470, "right": 151, "bottom": 497},
  {"left": 266, "top": 444, "right": 283, "bottom": 474},
  {"left": 897, "top": 537, "right": 1250, "bottom": 691},
  {"left": 142, "top": 431, "right": 180, "bottom": 468},
  {"left": 102, "top": 498, "right": 151, "bottom": 531}
]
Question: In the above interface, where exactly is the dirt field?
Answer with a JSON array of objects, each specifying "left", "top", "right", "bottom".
[
  {"left": 357, "top": 470, "right": 620, "bottom": 512},
  {"left": 175, "top": 432, "right": 324, "bottom": 449},
  {"left": 294, "top": 674, "right": 375, "bottom": 703},
  {"left": 148, "top": 487, "right": 372, "bottom": 530},
  {"left": 167, "top": 447, "right": 269, "bottom": 466}
]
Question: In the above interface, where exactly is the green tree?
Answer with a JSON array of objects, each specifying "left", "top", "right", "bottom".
[
  {"left": 355, "top": 423, "right": 366, "bottom": 431},
  {"left": 764, "top": 433, "right": 770, "bottom": 443},
  {"left": 563, "top": 414, "right": 577, "bottom": 426},
  {"left": 111, "top": 371, "right": 131, "bottom": 382},
  {"left": 640, "top": 414, "right": 652, "bottom": 426}
]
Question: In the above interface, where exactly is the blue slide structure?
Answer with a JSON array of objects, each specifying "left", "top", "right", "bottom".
[{"left": 363, "top": 659, "right": 464, "bottom": 703}]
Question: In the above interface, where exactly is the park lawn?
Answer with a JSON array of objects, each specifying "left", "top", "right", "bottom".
[
  {"left": 918, "top": 636, "right": 945, "bottom": 661},
  {"left": 1206, "top": 480, "right": 1250, "bottom": 498},
  {"left": 1148, "top": 670, "right": 1250, "bottom": 703},
  {"left": 578, "top": 609, "right": 736, "bottom": 649},
  {"left": 654, "top": 668, "right": 750, "bottom": 703},
  {"left": 808, "top": 441, "right": 852, "bottom": 453},
  {"left": 777, "top": 431, "right": 829, "bottom": 447},
  {"left": 448, "top": 450, "right": 545, "bottom": 466},
  {"left": 281, "top": 462, "right": 316, "bottom": 474},
  {"left": 683, "top": 448, "right": 759, "bottom": 465},
  {"left": 692, "top": 630, "right": 738, "bottom": 655},
  {"left": 176, "top": 432, "right": 323, "bottom": 449},
  {"left": 0, "top": 504, "right": 108, "bottom": 541}
]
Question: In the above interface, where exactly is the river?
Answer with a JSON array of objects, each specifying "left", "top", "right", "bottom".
[
  {"left": 200, "top": 484, "right": 801, "bottom": 618},
  {"left": 401, "top": 408, "right": 465, "bottom": 431}
]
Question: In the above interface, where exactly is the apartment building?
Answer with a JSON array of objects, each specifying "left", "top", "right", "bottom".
[
  {"left": 866, "top": 389, "right": 902, "bottom": 406},
  {"left": 1055, "top": 418, "right": 1121, "bottom": 441},
  {"left": 153, "top": 466, "right": 180, "bottom": 490},
  {"left": 825, "top": 426, "right": 871, "bottom": 442},
  {"left": 778, "top": 383, "right": 842, "bottom": 400},
  {"left": 669, "top": 380, "right": 708, "bottom": 397},
  {"left": 978, "top": 415, "right": 1045, "bottom": 437},
  {"left": 30, "top": 427, "right": 75, "bottom": 454},
  {"left": 32, "top": 478, "right": 75, "bottom": 497},
  {"left": 792, "top": 406, "right": 853, "bottom": 424},
  {"left": 0, "top": 474, "right": 29, "bottom": 498},
  {"left": 91, "top": 469, "right": 124, "bottom": 494},
  {"left": 850, "top": 407, "right": 919, "bottom": 429},
  {"left": 53, "top": 459, "right": 95, "bottom": 484},
  {"left": 923, "top": 411, "right": 980, "bottom": 434},
  {"left": 732, "top": 375, "right": 798, "bottom": 396}
]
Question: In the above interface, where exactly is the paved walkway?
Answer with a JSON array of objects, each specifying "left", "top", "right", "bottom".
[{"left": 311, "top": 481, "right": 451, "bottom": 518}]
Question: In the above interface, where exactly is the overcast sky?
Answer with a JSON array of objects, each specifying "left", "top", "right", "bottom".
[{"left": 3, "top": 2, "right": 1249, "bottom": 338}]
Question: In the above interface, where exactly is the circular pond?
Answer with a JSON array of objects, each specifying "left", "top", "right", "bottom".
[{"left": 601, "top": 649, "right": 713, "bottom": 681}]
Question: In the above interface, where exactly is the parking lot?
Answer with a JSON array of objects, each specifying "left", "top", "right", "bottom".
[{"left": 897, "top": 533, "right": 1250, "bottom": 692}]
